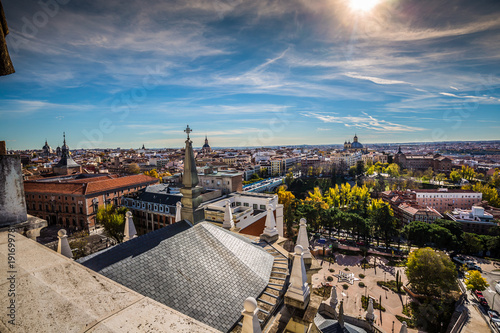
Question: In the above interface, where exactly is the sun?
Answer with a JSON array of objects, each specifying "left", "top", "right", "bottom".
[{"left": 349, "top": 0, "right": 380, "bottom": 12}]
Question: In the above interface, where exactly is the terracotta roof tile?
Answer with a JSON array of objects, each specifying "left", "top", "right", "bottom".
[
  {"left": 24, "top": 174, "right": 158, "bottom": 196},
  {"left": 84, "top": 174, "right": 158, "bottom": 195}
]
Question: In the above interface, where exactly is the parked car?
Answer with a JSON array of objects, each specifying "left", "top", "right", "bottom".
[
  {"left": 478, "top": 296, "right": 489, "bottom": 308},
  {"left": 488, "top": 309, "right": 500, "bottom": 323},
  {"left": 474, "top": 290, "right": 484, "bottom": 298}
]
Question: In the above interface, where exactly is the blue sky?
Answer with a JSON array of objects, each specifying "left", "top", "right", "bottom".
[{"left": 1, "top": 0, "right": 499, "bottom": 149}]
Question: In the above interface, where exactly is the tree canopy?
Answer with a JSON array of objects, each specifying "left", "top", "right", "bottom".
[
  {"left": 406, "top": 247, "right": 458, "bottom": 295},
  {"left": 96, "top": 205, "right": 128, "bottom": 243},
  {"left": 465, "top": 270, "right": 489, "bottom": 291}
]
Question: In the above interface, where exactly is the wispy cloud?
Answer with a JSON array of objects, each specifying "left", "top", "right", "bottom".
[
  {"left": 303, "top": 112, "right": 425, "bottom": 132},
  {"left": 343, "top": 72, "right": 409, "bottom": 85}
]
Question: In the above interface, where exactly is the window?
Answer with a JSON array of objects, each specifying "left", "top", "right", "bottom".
[
  {"left": 260, "top": 205, "right": 265, "bottom": 210},
  {"left": 253, "top": 204, "right": 257, "bottom": 209},
  {"left": 79, "top": 207, "right": 83, "bottom": 214},
  {"left": 236, "top": 202, "right": 241, "bottom": 206},
  {"left": 72, "top": 207, "right": 76, "bottom": 214},
  {"left": 243, "top": 202, "right": 249, "bottom": 207}
]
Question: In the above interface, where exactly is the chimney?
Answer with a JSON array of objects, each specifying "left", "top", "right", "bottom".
[
  {"left": 0, "top": 141, "right": 6, "bottom": 155},
  {"left": 57, "top": 229, "right": 73, "bottom": 258},
  {"left": 175, "top": 201, "right": 182, "bottom": 222}
]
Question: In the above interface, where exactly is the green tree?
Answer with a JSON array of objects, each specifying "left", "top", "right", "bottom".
[
  {"left": 406, "top": 247, "right": 458, "bottom": 295},
  {"left": 386, "top": 163, "right": 400, "bottom": 177},
  {"left": 369, "top": 199, "right": 397, "bottom": 248},
  {"left": 465, "top": 270, "right": 489, "bottom": 291},
  {"left": 463, "top": 232, "right": 483, "bottom": 254},
  {"left": 126, "top": 163, "right": 140, "bottom": 174},
  {"left": 356, "top": 160, "right": 365, "bottom": 177},
  {"left": 96, "top": 205, "right": 128, "bottom": 243}
]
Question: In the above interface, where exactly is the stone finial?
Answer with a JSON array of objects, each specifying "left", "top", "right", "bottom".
[
  {"left": 366, "top": 298, "right": 375, "bottom": 322},
  {"left": 296, "top": 218, "right": 312, "bottom": 261},
  {"left": 223, "top": 200, "right": 235, "bottom": 229},
  {"left": 400, "top": 322, "right": 408, "bottom": 333},
  {"left": 329, "top": 285, "right": 338, "bottom": 308},
  {"left": 285, "top": 245, "right": 310, "bottom": 310},
  {"left": 57, "top": 229, "right": 73, "bottom": 259},
  {"left": 123, "top": 211, "right": 137, "bottom": 241},
  {"left": 175, "top": 201, "right": 182, "bottom": 222},
  {"left": 241, "top": 297, "right": 262, "bottom": 333},
  {"left": 260, "top": 206, "right": 279, "bottom": 242}
]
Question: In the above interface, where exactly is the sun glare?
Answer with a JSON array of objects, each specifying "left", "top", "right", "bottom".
[{"left": 349, "top": 0, "right": 380, "bottom": 12}]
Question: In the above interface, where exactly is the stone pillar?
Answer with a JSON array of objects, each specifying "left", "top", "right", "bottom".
[
  {"left": 285, "top": 245, "right": 310, "bottom": 310},
  {"left": 260, "top": 206, "right": 278, "bottom": 243},
  {"left": 57, "top": 229, "right": 73, "bottom": 259},
  {"left": 400, "top": 322, "right": 408, "bottom": 333},
  {"left": 275, "top": 203, "right": 284, "bottom": 237},
  {"left": 123, "top": 211, "right": 137, "bottom": 241},
  {"left": 241, "top": 297, "right": 262, "bottom": 333},
  {"left": 366, "top": 298, "right": 375, "bottom": 322},
  {"left": 0, "top": 151, "right": 28, "bottom": 227},
  {"left": 223, "top": 200, "right": 234, "bottom": 229},
  {"left": 175, "top": 201, "right": 182, "bottom": 222},
  {"left": 296, "top": 218, "right": 312, "bottom": 264}
]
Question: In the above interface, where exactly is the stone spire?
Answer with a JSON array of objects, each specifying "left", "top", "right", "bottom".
[
  {"left": 296, "top": 218, "right": 312, "bottom": 263},
  {"left": 260, "top": 206, "right": 278, "bottom": 242},
  {"left": 399, "top": 321, "right": 408, "bottom": 333},
  {"left": 338, "top": 300, "right": 345, "bottom": 328},
  {"left": 123, "top": 211, "right": 137, "bottom": 241},
  {"left": 366, "top": 298, "right": 375, "bottom": 322},
  {"left": 180, "top": 125, "right": 204, "bottom": 224},
  {"left": 57, "top": 229, "right": 73, "bottom": 259},
  {"left": 182, "top": 125, "right": 199, "bottom": 188},
  {"left": 241, "top": 297, "right": 262, "bottom": 333},
  {"left": 329, "top": 285, "right": 338, "bottom": 308},
  {"left": 223, "top": 200, "right": 234, "bottom": 229},
  {"left": 285, "top": 245, "right": 310, "bottom": 310},
  {"left": 175, "top": 201, "right": 182, "bottom": 222}
]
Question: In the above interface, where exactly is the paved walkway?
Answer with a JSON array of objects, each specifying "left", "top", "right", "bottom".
[{"left": 312, "top": 254, "right": 417, "bottom": 333}]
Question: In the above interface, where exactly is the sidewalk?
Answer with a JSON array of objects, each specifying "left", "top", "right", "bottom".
[{"left": 461, "top": 291, "right": 492, "bottom": 333}]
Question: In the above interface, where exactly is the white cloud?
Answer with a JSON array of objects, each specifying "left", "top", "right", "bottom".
[
  {"left": 303, "top": 112, "right": 425, "bottom": 132},
  {"left": 343, "top": 72, "right": 408, "bottom": 85}
]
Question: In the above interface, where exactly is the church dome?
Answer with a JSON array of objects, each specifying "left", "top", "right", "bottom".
[{"left": 351, "top": 141, "right": 363, "bottom": 149}]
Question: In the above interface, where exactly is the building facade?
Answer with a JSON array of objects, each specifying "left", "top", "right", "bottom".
[
  {"left": 413, "top": 188, "right": 482, "bottom": 213},
  {"left": 394, "top": 148, "right": 452, "bottom": 174},
  {"left": 24, "top": 174, "right": 158, "bottom": 232}
]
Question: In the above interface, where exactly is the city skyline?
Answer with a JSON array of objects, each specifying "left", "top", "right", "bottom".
[{"left": 1, "top": 0, "right": 500, "bottom": 149}]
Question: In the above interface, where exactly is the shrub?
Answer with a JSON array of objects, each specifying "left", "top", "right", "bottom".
[
  {"left": 359, "top": 282, "right": 365, "bottom": 288},
  {"left": 359, "top": 273, "right": 365, "bottom": 279},
  {"left": 343, "top": 284, "right": 349, "bottom": 290},
  {"left": 327, "top": 276, "right": 333, "bottom": 282},
  {"left": 329, "top": 268, "right": 335, "bottom": 273},
  {"left": 344, "top": 267, "right": 350, "bottom": 271}
]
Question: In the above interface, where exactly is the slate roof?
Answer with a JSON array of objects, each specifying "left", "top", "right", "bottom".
[
  {"left": 314, "top": 314, "right": 367, "bottom": 333},
  {"left": 78, "top": 222, "right": 275, "bottom": 332}
]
